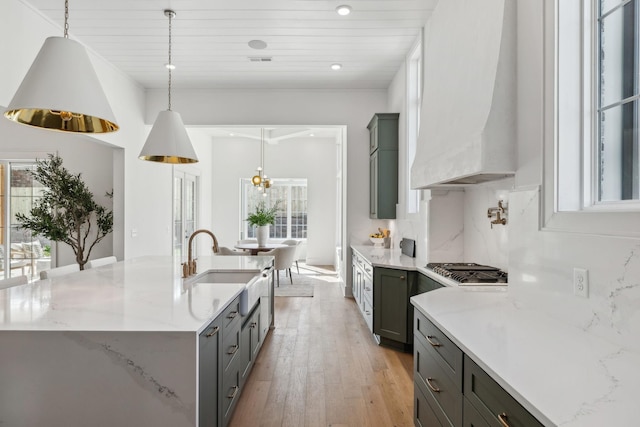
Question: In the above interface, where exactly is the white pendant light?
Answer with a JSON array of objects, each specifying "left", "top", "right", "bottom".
[
  {"left": 139, "top": 10, "right": 198, "bottom": 164},
  {"left": 4, "top": 0, "right": 118, "bottom": 133}
]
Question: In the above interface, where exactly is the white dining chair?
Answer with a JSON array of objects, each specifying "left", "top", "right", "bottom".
[
  {"left": 40, "top": 264, "right": 80, "bottom": 280},
  {"left": 257, "top": 245, "right": 297, "bottom": 286},
  {"left": 0, "top": 275, "right": 28, "bottom": 290},
  {"left": 85, "top": 256, "right": 117, "bottom": 269},
  {"left": 281, "top": 239, "right": 302, "bottom": 274},
  {"left": 218, "top": 246, "right": 249, "bottom": 256}
]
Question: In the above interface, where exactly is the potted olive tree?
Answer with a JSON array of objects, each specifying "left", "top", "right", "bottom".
[
  {"left": 16, "top": 154, "right": 113, "bottom": 270},
  {"left": 246, "top": 201, "right": 279, "bottom": 247}
]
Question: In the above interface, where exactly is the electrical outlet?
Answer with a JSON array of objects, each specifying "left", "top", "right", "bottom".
[{"left": 573, "top": 268, "right": 589, "bottom": 298}]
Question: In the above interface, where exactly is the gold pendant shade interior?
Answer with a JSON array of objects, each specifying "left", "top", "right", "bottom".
[{"left": 3, "top": 0, "right": 118, "bottom": 133}]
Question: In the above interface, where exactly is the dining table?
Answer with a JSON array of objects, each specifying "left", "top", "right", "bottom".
[{"left": 234, "top": 242, "right": 287, "bottom": 256}]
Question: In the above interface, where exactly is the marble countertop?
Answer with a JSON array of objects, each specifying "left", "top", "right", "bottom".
[
  {"left": 351, "top": 245, "right": 508, "bottom": 289},
  {"left": 351, "top": 245, "right": 419, "bottom": 270},
  {"left": 0, "top": 256, "right": 272, "bottom": 333},
  {"left": 411, "top": 288, "right": 640, "bottom": 427}
]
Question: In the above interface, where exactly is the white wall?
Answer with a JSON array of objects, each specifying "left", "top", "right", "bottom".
[
  {"left": 506, "top": 0, "right": 640, "bottom": 350},
  {"left": 147, "top": 88, "right": 388, "bottom": 274},
  {"left": 0, "top": 117, "right": 117, "bottom": 266},
  {"left": 209, "top": 134, "right": 337, "bottom": 265}
]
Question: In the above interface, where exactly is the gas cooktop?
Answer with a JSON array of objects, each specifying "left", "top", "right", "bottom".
[{"left": 426, "top": 262, "right": 508, "bottom": 284}]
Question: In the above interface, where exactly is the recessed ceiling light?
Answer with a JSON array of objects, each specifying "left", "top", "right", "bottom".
[
  {"left": 331, "top": 63, "right": 342, "bottom": 71},
  {"left": 310, "top": 133, "right": 315, "bottom": 137},
  {"left": 165, "top": 63, "right": 176, "bottom": 70},
  {"left": 336, "top": 5, "right": 352, "bottom": 16},
  {"left": 248, "top": 40, "right": 268, "bottom": 50}
]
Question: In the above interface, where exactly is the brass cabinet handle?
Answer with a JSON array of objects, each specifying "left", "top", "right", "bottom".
[
  {"left": 364, "top": 287, "right": 371, "bottom": 292},
  {"left": 400, "top": 275, "right": 405, "bottom": 280},
  {"left": 250, "top": 322, "right": 257, "bottom": 329},
  {"left": 227, "top": 385, "right": 239, "bottom": 399},
  {"left": 426, "top": 377, "right": 440, "bottom": 393},
  {"left": 425, "top": 335, "right": 442, "bottom": 347},
  {"left": 205, "top": 326, "right": 220, "bottom": 337},
  {"left": 227, "top": 311, "right": 238, "bottom": 320},
  {"left": 497, "top": 413, "right": 511, "bottom": 427},
  {"left": 227, "top": 344, "right": 239, "bottom": 355}
]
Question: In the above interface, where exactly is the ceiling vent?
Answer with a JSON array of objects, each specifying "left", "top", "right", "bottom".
[{"left": 248, "top": 57, "right": 272, "bottom": 62}]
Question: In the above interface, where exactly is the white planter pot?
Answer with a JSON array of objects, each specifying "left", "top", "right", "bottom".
[{"left": 256, "top": 225, "right": 269, "bottom": 247}]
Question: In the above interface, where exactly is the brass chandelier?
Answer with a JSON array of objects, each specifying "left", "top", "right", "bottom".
[{"left": 251, "top": 129, "right": 271, "bottom": 196}]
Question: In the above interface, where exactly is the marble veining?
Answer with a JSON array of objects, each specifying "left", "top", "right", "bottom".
[
  {"left": 0, "top": 256, "right": 269, "bottom": 332},
  {"left": 411, "top": 288, "right": 640, "bottom": 426},
  {"left": 351, "top": 245, "right": 419, "bottom": 270}
]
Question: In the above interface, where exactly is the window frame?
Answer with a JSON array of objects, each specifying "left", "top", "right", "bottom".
[
  {"left": 405, "top": 32, "right": 423, "bottom": 216},
  {"left": 240, "top": 178, "right": 308, "bottom": 241},
  {"left": 542, "top": 0, "right": 640, "bottom": 238}
]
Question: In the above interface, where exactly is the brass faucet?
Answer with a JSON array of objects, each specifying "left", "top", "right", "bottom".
[
  {"left": 183, "top": 229, "right": 220, "bottom": 278},
  {"left": 487, "top": 200, "right": 507, "bottom": 229}
]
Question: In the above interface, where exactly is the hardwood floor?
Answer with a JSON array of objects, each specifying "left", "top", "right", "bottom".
[{"left": 229, "top": 280, "right": 414, "bottom": 427}]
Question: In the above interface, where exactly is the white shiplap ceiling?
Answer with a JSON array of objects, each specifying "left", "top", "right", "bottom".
[{"left": 23, "top": 0, "right": 437, "bottom": 90}]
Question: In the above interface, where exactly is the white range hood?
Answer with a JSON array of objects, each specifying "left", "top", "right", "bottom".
[{"left": 411, "top": 0, "right": 516, "bottom": 188}]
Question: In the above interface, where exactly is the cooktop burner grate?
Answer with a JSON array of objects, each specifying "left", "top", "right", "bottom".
[{"left": 427, "top": 262, "right": 508, "bottom": 283}]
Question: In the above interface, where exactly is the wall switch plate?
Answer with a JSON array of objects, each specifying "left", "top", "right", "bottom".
[{"left": 573, "top": 268, "right": 589, "bottom": 298}]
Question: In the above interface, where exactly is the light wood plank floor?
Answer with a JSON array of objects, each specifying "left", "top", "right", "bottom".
[{"left": 229, "top": 280, "right": 414, "bottom": 427}]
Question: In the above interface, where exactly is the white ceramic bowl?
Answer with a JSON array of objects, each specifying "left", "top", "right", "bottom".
[{"left": 369, "top": 237, "right": 385, "bottom": 246}]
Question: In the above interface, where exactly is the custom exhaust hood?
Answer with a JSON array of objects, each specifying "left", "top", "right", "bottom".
[{"left": 411, "top": 0, "right": 516, "bottom": 188}]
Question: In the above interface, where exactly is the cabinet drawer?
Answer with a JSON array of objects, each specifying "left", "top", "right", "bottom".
[
  {"left": 415, "top": 310, "right": 463, "bottom": 390},
  {"left": 414, "top": 337, "right": 462, "bottom": 426},
  {"left": 363, "top": 299, "right": 373, "bottom": 332},
  {"left": 362, "top": 279, "right": 373, "bottom": 306},
  {"left": 222, "top": 298, "right": 241, "bottom": 330},
  {"left": 464, "top": 356, "right": 544, "bottom": 427},
  {"left": 222, "top": 327, "right": 240, "bottom": 373},
  {"left": 222, "top": 366, "right": 241, "bottom": 422},
  {"left": 414, "top": 382, "right": 446, "bottom": 427},
  {"left": 463, "top": 396, "right": 491, "bottom": 427}
]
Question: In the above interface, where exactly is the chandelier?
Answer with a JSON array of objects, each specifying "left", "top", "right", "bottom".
[{"left": 251, "top": 129, "right": 272, "bottom": 196}]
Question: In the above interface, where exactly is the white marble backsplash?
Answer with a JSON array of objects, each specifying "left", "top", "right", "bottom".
[
  {"left": 463, "top": 179, "right": 514, "bottom": 270},
  {"left": 508, "top": 187, "right": 640, "bottom": 352}
]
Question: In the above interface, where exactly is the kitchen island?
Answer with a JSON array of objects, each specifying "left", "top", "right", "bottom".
[{"left": 0, "top": 255, "right": 273, "bottom": 427}]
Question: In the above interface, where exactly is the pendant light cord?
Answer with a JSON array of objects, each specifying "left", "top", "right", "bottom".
[
  {"left": 167, "top": 10, "right": 173, "bottom": 111},
  {"left": 64, "top": 0, "right": 69, "bottom": 38}
]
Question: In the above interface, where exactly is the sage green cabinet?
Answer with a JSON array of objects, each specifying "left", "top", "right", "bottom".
[
  {"left": 221, "top": 299, "right": 241, "bottom": 427},
  {"left": 413, "top": 308, "right": 545, "bottom": 427},
  {"left": 240, "top": 305, "right": 261, "bottom": 389},
  {"left": 199, "top": 318, "right": 221, "bottom": 427},
  {"left": 373, "top": 267, "right": 415, "bottom": 349},
  {"left": 464, "top": 356, "right": 544, "bottom": 427},
  {"left": 368, "top": 113, "right": 399, "bottom": 219},
  {"left": 418, "top": 272, "right": 445, "bottom": 294}
]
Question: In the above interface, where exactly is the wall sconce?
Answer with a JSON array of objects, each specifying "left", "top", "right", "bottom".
[{"left": 487, "top": 200, "right": 507, "bottom": 229}]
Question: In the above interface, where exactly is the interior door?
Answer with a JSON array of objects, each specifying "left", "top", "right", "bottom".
[{"left": 173, "top": 171, "right": 199, "bottom": 262}]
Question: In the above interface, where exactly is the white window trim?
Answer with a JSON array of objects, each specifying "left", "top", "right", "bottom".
[
  {"left": 405, "top": 30, "right": 423, "bottom": 217},
  {"left": 542, "top": 0, "right": 640, "bottom": 238}
]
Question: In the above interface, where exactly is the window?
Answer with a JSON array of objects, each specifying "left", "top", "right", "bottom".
[
  {"left": 0, "top": 161, "right": 52, "bottom": 281},
  {"left": 406, "top": 35, "right": 423, "bottom": 214},
  {"left": 598, "top": 0, "right": 640, "bottom": 201},
  {"left": 544, "top": 0, "right": 640, "bottom": 236},
  {"left": 173, "top": 171, "right": 199, "bottom": 261},
  {"left": 241, "top": 179, "right": 307, "bottom": 240}
]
